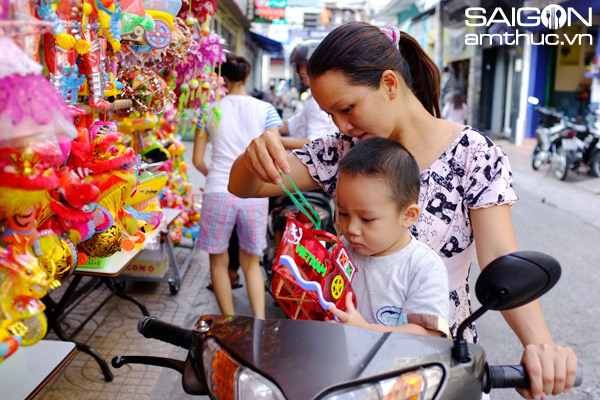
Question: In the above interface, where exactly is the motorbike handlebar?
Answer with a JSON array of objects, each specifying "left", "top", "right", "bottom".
[
  {"left": 485, "top": 365, "right": 583, "bottom": 392},
  {"left": 533, "top": 105, "right": 563, "bottom": 118},
  {"left": 137, "top": 316, "right": 193, "bottom": 350}
]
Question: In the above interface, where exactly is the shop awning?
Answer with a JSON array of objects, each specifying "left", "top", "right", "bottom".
[{"left": 249, "top": 31, "right": 283, "bottom": 56}]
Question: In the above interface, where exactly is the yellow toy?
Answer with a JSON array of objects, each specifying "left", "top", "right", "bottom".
[
  {"left": 0, "top": 245, "right": 60, "bottom": 362},
  {"left": 92, "top": 0, "right": 122, "bottom": 52}
]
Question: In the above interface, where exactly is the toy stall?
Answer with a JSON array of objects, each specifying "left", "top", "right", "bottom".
[{"left": 0, "top": 0, "right": 224, "bottom": 388}]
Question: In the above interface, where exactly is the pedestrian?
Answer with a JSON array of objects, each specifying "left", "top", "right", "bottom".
[
  {"left": 329, "top": 137, "right": 450, "bottom": 338},
  {"left": 277, "top": 40, "right": 338, "bottom": 150},
  {"left": 264, "top": 82, "right": 283, "bottom": 117},
  {"left": 193, "top": 52, "right": 282, "bottom": 319},
  {"left": 442, "top": 90, "right": 468, "bottom": 124},
  {"left": 228, "top": 22, "right": 577, "bottom": 399}
]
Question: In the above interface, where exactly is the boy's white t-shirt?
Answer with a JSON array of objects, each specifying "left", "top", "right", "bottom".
[
  {"left": 204, "top": 94, "right": 282, "bottom": 193},
  {"left": 342, "top": 235, "right": 450, "bottom": 335}
]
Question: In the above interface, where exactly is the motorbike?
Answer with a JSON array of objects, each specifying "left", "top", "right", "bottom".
[
  {"left": 576, "top": 111, "right": 600, "bottom": 177},
  {"left": 113, "top": 251, "right": 582, "bottom": 399},
  {"left": 530, "top": 97, "right": 600, "bottom": 180}
]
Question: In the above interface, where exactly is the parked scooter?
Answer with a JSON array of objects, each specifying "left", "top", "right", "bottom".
[
  {"left": 575, "top": 111, "right": 600, "bottom": 177},
  {"left": 113, "top": 251, "right": 582, "bottom": 399},
  {"left": 530, "top": 97, "right": 600, "bottom": 180}
]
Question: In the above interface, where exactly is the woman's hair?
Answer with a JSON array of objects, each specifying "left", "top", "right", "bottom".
[
  {"left": 221, "top": 52, "right": 251, "bottom": 83},
  {"left": 339, "top": 137, "right": 420, "bottom": 210},
  {"left": 307, "top": 21, "right": 441, "bottom": 118}
]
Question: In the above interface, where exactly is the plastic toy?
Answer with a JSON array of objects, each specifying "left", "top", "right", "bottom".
[
  {"left": 92, "top": 0, "right": 122, "bottom": 52},
  {"left": 0, "top": 246, "right": 59, "bottom": 352},
  {"left": 36, "top": 166, "right": 107, "bottom": 245},
  {"left": 35, "top": 0, "right": 89, "bottom": 52},
  {"left": 118, "top": 66, "right": 174, "bottom": 113},
  {"left": 130, "top": 170, "right": 168, "bottom": 204},
  {"left": 142, "top": 0, "right": 182, "bottom": 49},
  {"left": 37, "top": 231, "right": 79, "bottom": 283},
  {"left": 271, "top": 215, "right": 357, "bottom": 321},
  {"left": 118, "top": 0, "right": 155, "bottom": 43},
  {"left": 270, "top": 174, "right": 357, "bottom": 321},
  {"left": 36, "top": 0, "right": 126, "bottom": 108},
  {"left": 0, "top": 40, "right": 77, "bottom": 141}
]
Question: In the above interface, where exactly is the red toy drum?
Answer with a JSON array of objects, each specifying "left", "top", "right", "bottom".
[{"left": 271, "top": 215, "right": 358, "bottom": 321}]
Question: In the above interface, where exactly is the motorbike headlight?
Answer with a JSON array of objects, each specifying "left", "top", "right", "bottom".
[
  {"left": 202, "top": 338, "right": 286, "bottom": 400},
  {"left": 322, "top": 366, "right": 444, "bottom": 400}
]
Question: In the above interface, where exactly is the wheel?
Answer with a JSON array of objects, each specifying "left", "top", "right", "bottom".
[
  {"left": 552, "top": 146, "right": 569, "bottom": 181},
  {"left": 589, "top": 151, "right": 600, "bottom": 177},
  {"left": 169, "top": 281, "right": 180, "bottom": 295},
  {"left": 144, "top": 20, "right": 171, "bottom": 49},
  {"left": 532, "top": 147, "right": 545, "bottom": 171},
  {"left": 132, "top": 25, "right": 145, "bottom": 37}
]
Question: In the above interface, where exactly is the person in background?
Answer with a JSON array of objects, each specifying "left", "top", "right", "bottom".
[
  {"left": 193, "top": 52, "right": 282, "bottom": 319},
  {"left": 228, "top": 22, "right": 577, "bottom": 399},
  {"left": 278, "top": 40, "right": 338, "bottom": 150},
  {"left": 264, "top": 82, "right": 283, "bottom": 117},
  {"left": 442, "top": 90, "right": 468, "bottom": 124}
]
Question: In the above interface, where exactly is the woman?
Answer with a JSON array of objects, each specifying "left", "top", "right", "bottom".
[
  {"left": 442, "top": 90, "right": 469, "bottom": 124},
  {"left": 228, "top": 22, "right": 577, "bottom": 398},
  {"left": 194, "top": 52, "right": 282, "bottom": 319}
]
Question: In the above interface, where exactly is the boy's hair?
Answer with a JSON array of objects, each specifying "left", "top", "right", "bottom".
[{"left": 339, "top": 137, "right": 420, "bottom": 210}]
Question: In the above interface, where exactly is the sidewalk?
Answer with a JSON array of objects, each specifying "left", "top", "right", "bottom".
[
  {"left": 37, "top": 141, "right": 284, "bottom": 400},
  {"left": 499, "top": 137, "right": 600, "bottom": 230}
]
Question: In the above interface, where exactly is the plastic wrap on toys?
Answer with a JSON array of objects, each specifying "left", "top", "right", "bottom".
[{"left": 0, "top": 38, "right": 77, "bottom": 141}]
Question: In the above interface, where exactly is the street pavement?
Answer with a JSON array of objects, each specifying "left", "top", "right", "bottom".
[
  {"left": 475, "top": 138, "right": 600, "bottom": 400},
  {"left": 36, "top": 136, "right": 599, "bottom": 400}
]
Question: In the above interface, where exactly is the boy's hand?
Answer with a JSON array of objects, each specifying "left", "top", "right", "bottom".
[{"left": 328, "top": 293, "right": 369, "bottom": 329}]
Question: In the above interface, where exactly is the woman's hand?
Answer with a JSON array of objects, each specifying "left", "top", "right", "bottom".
[
  {"left": 518, "top": 343, "right": 578, "bottom": 399},
  {"left": 242, "top": 130, "right": 290, "bottom": 185}
]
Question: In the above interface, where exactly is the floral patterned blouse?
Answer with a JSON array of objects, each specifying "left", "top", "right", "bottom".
[{"left": 293, "top": 127, "right": 518, "bottom": 340}]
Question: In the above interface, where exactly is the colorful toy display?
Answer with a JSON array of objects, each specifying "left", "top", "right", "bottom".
[{"left": 0, "top": 0, "right": 223, "bottom": 363}]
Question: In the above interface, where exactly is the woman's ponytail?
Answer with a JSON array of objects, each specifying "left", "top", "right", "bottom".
[
  {"left": 398, "top": 32, "right": 441, "bottom": 118},
  {"left": 308, "top": 22, "right": 441, "bottom": 118}
]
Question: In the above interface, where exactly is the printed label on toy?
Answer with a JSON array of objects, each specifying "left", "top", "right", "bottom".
[
  {"left": 330, "top": 275, "right": 345, "bottom": 299},
  {"left": 336, "top": 247, "right": 356, "bottom": 282},
  {"left": 288, "top": 221, "right": 303, "bottom": 245},
  {"left": 295, "top": 243, "right": 327, "bottom": 277}
]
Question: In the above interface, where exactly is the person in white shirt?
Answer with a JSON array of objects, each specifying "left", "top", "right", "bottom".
[
  {"left": 278, "top": 41, "right": 338, "bottom": 150},
  {"left": 442, "top": 90, "right": 468, "bottom": 124},
  {"left": 193, "top": 53, "right": 282, "bottom": 319}
]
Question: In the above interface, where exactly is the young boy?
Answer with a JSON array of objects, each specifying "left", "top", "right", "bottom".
[{"left": 328, "top": 137, "right": 450, "bottom": 338}]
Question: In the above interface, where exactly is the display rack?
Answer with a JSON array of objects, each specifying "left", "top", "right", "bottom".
[
  {"left": 114, "top": 208, "right": 196, "bottom": 294},
  {"left": 42, "top": 207, "right": 184, "bottom": 382},
  {"left": 77, "top": 99, "right": 133, "bottom": 115}
]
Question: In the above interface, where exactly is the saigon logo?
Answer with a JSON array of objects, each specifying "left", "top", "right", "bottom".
[{"left": 464, "top": 5, "right": 593, "bottom": 46}]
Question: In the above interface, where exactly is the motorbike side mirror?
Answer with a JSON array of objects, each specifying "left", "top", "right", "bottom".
[
  {"left": 475, "top": 251, "right": 561, "bottom": 311},
  {"left": 528, "top": 96, "right": 540, "bottom": 105},
  {"left": 452, "top": 251, "right": 561, "bottom": 363}
]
